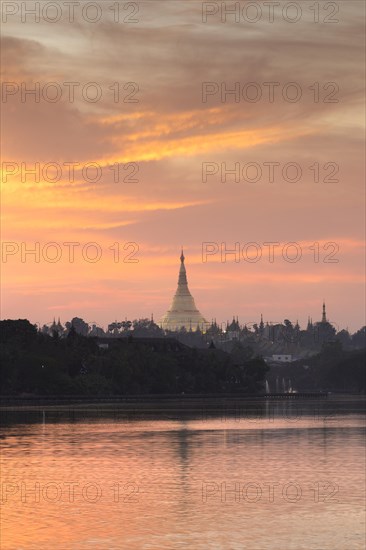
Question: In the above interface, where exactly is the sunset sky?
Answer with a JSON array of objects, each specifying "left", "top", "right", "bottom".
[{"left": 1, "top": 1, "right": 365, "bottom": 331}]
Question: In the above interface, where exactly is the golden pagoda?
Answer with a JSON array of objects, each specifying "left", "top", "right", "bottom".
[{"left": 160, "top": 249, "right": 208, "bottom": 331}]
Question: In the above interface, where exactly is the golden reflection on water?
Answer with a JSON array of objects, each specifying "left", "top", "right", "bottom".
[{"left": 1, "top": 401, "right": 365, "bottom": 550}]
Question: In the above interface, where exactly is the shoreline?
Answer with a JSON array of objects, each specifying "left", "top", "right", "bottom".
[{"left": 0, "top": 392, "right": 364, "bottom": 411}]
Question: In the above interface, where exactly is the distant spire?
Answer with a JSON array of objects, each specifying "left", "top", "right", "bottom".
[
  {"left": 259, "top": 314, "right": 264, "bottom": 331},
  {"left": 322, "top": 301, "right": 327, "bottom": 323},
  {"left": 180, "top": 247, "right": 185, "bottom": 262}
]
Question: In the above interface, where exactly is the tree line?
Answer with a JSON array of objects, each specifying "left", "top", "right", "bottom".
[{"left": 0, "top": 319, "right": 268, "bottom": 396}]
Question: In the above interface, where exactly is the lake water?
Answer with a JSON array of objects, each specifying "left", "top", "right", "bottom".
[{"left": 1, "top": 397, "right": 365, "bottom": 549}]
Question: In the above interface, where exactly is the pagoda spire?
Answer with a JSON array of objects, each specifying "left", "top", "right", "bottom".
[
  {"left": 259, "top": 313, "right": 264, "bottom": 332},
  {"left": 322, "top": 301, "right": 327, "bottom": 323},
  {"left": 177, "top": 248, "right": 188, "bottom": 288}
]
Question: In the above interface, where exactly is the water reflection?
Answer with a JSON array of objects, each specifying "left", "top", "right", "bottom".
[
  {"left": 1, "top": 398, "right": 365, "bottom": 549},
  {"left": 1, "top": 396, "right": 365, "bottom": 426}
]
